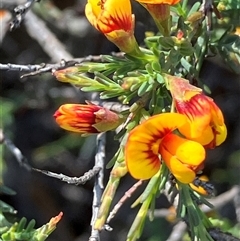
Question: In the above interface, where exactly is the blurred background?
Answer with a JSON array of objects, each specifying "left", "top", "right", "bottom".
[{"left": 1, "top": 0, "right": 240, "bottom": 240}]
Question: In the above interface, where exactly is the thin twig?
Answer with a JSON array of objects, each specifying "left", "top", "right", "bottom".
[
  {"left": 0, "top": 58, "right": 89, "bottom": 78},
  {"left": 200, "top": 0, "right": 222, "bottom": 31},
  {"left": 233, "top": 185, "right": 240, "bottom": 223},
  {"left": 201, "top": 185, "right": 240, "bottom": 213},
  {"left": 208, "top": 228, "right": 240, "bottom": 241},
  {"left": 89, "top": 133, "right": 106, "bottom": 241},
  {"left": 32, "top": 166, "right": 101, "bottom": 185},
  {"left": 1, "top": 130, "right": 31, "bottom": 171},
  {"left": 106, "top": 180, "right": 143, "bottom": 225},
  {"left": 155, "top": 185, "right": 240, "bottom": 217},
  {"left": 0, "top": 55, "right": 111, "bottom": 78},
  {"left": 166, "top": 221, "right": 187, "bottom": 241},
  {"left": 156, "top": 186, "right": 240, "bottom": 241},
  {"left": 10, "top": 0, "right": 40, "bottom": 30}
]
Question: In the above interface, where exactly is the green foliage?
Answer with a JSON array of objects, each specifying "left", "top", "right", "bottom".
[{"left": 0, "top": 185, "right": 62, "bottom": 241}]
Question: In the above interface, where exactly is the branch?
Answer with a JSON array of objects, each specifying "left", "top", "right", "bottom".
[
  {"left": 155, "top": 185, "right": 240, "bottom": 217},
  {"left": 0, "top": 129, "right": 31, "bottom": 171},
  {"left": 0, "top": 55, "right": 111, "bottom": 78},
  {"left": 156, "top": 186, "right": 240, "bottom": 241},
  {"left": 106, "top": 180, "right": 143, "bottom": 225},
  {"left": 208, "top": 228, "right": 240, "bottom": 241},
  {"left": 32, "top": 166, "right": 101, "bottom": 185},
  {"left": 233, "top": 186, "right": 240, "bottom": 223},
  {"left": 201, "top": 185, "right": 240, "bottom": 213},
  {"left": 0, "top": 57, "right": 92, "bottom": 77},
  {"left": 166, "top": 221, "right": 187, "bottom": 241},
  {"left": 89, "top": 133, "right": 106, "bottom": 241},
  {"left": 23, "top": 10, "right": 72, "bottom": 62},
  {"left": 10, "top": 0, "right": 40, "bottom": 30}
]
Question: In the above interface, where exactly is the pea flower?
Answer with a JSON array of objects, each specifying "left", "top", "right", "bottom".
[
  {"left": 125, "top": 113, "right": 206, "bottom": 183},
  {"left": 135, "top": 0, "right": 180, "bottom": 36},
  {"left": 166, "top": 75, "right": 227, "bottom": 148},
  {"left": 54, "top": 102, "right": 122, "bottom": 134},
  {"left": 85, "top": 0, "right": 141, "bottom": 56}
]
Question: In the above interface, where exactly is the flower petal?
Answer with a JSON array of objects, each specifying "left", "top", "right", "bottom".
[
  {"left": 125, "top": 113, "right": 187, "bottom": 179},
  {"left": 86, "top": 0, "right": 133, "bottom": 34},
  {"left": 160, "top": 133, "right": 205, "bottom": 183},
  {"left": 161, "top": 133, "right": 205, "bottom": 166},
  {"left": 135, "top": 0, "right": 180, "bottom": 4}
]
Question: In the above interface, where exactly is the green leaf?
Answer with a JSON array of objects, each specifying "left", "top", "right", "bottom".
[
  {"left": 137, "top": 81, "right": 151, "bottom": 96},
  {"left": 158, "top": 37, "right": 175, "bottom": 50},
  {"left": 178, "top": 41, "right": 194, "bottom": 56},
  {"left": 0, "top": 201, "right": 16, "bottom": 214},
  {"left": 145, "top": 63, "right": 153, "bottom": 75},
  {"left": 100, "top": 90, "right": 124, "bottom": 99},
  {"left": 187, "top": 2, "right": 201, "bottom": 18},
  {"left": 151, "top": 61, "right": 161, "bottom": 73},
  {"left": 156, "top": 74, "right": 164, "bottom": 84}
]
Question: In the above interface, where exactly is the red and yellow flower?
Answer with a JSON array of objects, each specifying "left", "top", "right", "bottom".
[
  {"left": 135, "top": 0, "right": 180, "bottom": 36},
  {"left": 54, "top": 102, "right": 122, "bottom": 134},
  {"left": 125, "top": 113, "right": 205, "bottom": 183},
  {"left": 85, "top": 0, "right": 141, "bottom": 55},
  {"left": 166, "top": 75, "right": 227, "bottom": 148}
]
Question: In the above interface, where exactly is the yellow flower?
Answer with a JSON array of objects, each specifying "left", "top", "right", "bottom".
[
  {"left": 166, "top": 75, "right": 227, "bottom": 148},
  {"left": 125, "top": 113, "right": 205, "bottom": 183},
  {"left": 135, "top": 0, "right": 180, "bottom": 36},
  {"left": 85, "top": 0, "right": 141, "bottom": 55},
  {"left": 54, "top": 103, "right": 122, "bottom": 134},
  {"left": 136, "top": 0, "right": 179, "bottom": 4}
]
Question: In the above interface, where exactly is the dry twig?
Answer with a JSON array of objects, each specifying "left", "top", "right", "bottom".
[
  {"left": 89, "top": 133, "right": 106, "bottom": 241},
  {"left": 10, "top": 0, "right": 40, "bottom": 30},
  {"left": 106, "top": 180, "right": 143, "bottom": 225},
  {"left": 32, "top": 166, "right": 101, "bottom": 185},
  {"left": 0, "top": 130, "right": 31, "bottom": 171}
]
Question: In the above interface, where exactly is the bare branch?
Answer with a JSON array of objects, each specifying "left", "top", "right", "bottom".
[
  {"left": 0, "top": 55, "right": 121, "bottom": 78},
  {"left": 10, "top": 0, "right": 40, "bottom": 30},
  {"left": 155, "top": 185, "right": 240, "bottom": 217},
  {"left": 201, "top": 185, "right": 240, "bottom": 213},
  {"left": 233, "top": 186, "right": 240, "bottom": 223},
  {"left": 32, "top": 166, "right": 101, "bottom": 185},
  {"left": 156, "top": 186, "right": 240, "bottom": 241},
  {"left": 24, "top": 10, "right": 73, "bottom": 62},
  {"left": 1, "top": 129, "right": 31, "bottom": 171},
  {"left": 166, "top": 221, "right": 187, "bottom": 241},
  {"left": 0, "top": 58, "right": 89, "bottom": 78},
  {"left": 208, "top": 228, "right": 240, "bottom": 241},
  {"left": 89, "top": 133, "right": 106, "bottom": 241}
]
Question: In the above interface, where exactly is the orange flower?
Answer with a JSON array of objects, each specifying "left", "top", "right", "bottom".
[
  {"left": 85, "top": 0, "right": 141, "bottom": 55},
  {"left": 125, "top": 113, "right": 205, "bottom": 183},
  {"left": 54, "top": 103, "right": 122, "bottom": 134},
  {"left": 135, "top": 0, "right": 180, "bottom": 36},
  {"left": 166, "top": 75, "right": 227, "bottom": 148},
  {"left": 136, "top": 0, "right": 179, "bottom": 4}
]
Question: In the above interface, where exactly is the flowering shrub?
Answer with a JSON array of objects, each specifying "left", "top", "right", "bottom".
[
  {"left": 1, "top": 0, "right": 240, "bottom": 241},
  {"left": 50, "top": 0, "right": 240, "bottom": 240}
]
